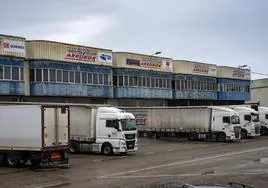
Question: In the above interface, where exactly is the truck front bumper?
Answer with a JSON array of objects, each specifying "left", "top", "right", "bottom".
[
  {"left": 226, "top": 132, "right": 240, "bottom": 141},
  {"left": 113, "top": 140, "right": 138, "bottom": 154}
]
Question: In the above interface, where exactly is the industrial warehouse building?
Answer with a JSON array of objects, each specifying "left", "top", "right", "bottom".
[
  {"left": 248, "top": 78, "right": 268, "bottom": 106},
  {"left": 0, "top": 34, "right": 251, "bottom": 106}
]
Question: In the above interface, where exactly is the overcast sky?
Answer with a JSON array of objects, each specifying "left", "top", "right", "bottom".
[{"left": 1, "top": 0, "right": 267, "bottom": 79}]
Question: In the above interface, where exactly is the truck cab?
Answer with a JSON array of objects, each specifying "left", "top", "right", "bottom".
[
  {"left": 95, "top": 107, "right": 138, "bottom": 155},
  {"left": 210, "top": 106, "right": 241, "bottom": 141},
  {"left": 257, "top": 106, "right": 268, "bottom": 135},
  {"left": 230, "top": 106, "right": 260, "bottom": 139}
]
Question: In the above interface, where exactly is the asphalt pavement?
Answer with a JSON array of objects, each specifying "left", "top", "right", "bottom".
[{"left": 1, "top": 137, "right": 268, "bottom": 188}]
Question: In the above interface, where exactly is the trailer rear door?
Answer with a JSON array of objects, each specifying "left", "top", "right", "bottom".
[{"left": 43, "top": 106, "right": 69, "bottom": 148}]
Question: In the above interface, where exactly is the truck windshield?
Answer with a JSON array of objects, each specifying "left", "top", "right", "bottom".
[
  {"left": 231, "top": 115, "right": 240, "bottom": 124},
  {"left": 120, "top": 119, "right": 137, "bottom": 131},
  {"left": 251, "top": 113, "right": 260, "bottom": 122}
]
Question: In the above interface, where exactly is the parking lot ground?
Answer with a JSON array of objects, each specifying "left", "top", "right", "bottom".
[{"left": 1, "top": 137, "right": 268, "bottom": 188}]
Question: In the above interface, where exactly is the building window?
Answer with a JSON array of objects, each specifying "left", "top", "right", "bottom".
[
  {"left": 0, "top": 66, "right": 3, "bottom": 79},
  {"left": 133, "top": 76, "right": 138, "bottom": 86},
  {"left": 104, "top": 74, "right": 109, "bottom": 85},
  {"left": 75, "top": 71, "right": 80, "bottom": 83},
  {"left": 35, "top": 69, "right": 42, "bottom": 82},
  {"left": 129, "top": 76, "right": 134, "bottom": 86},
  {"left": 118, "top": 76, "right": 123, "bottom": 86},
  {"left": 99, "top": 74, "right": 104, "bottom": 85},
  {"left": 50, "top": 69, "right": 56, "bottom": 82},
  {"left": 142, "top": 77, "right": 146, "bottom": 87},
  {"left": 88, "top": 73, "right": 92, "bottom": 84},
  {"left": 138, "top": 77, "right": 142, "bottom": 87},
  {"left": 68, "top": 71, "right": 74, "bottom": 83},
  {"left": 20, "top": 67, "right": 24, "bottom": 81},
  {"left": 124, "top": 76, "right": 129, "bottom": 86},
  {"left": 63, "top": 70, "right": 68, "bottom": 83},
  {"left": 12, "top": 67, "right": 20, "bottom": 81},
  {"left": 56, "top": 70, "right": 62, "bottom": 82},
  {"left": 159, "top": 78, "right": 162, "bottom": 88},
  {"left": 146, "top": 77, "right": 150, "bottom": 87},
  {"left": 4, "top": 66, "right": 11, "bottom": 80},
  {"left": 43, "top": 69, "right": 49, "bottom": 82},
  {"left": 82, "top": 72, "right": 87, "bottom": 84},
  {"left": 93, "top": 73, "right": 98, "bottom": 84}
]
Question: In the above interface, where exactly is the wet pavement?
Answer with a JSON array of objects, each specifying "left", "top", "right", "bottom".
[{"left": 1, "top": 137, "right": 268, "bottom": 188}]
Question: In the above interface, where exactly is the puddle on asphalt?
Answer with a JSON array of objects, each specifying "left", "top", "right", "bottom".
[{"left": 259, "top": 158, "right": 268, "bottom": 164}]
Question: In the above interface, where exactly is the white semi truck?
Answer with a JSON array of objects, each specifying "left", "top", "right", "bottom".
[
  {"left": 0, "top": 102, "right": 138, "bottom": 156},
  {"left": 68, "top": 105, "right": 138, "bottom": 155},
  {"left": 0, "top": 105, "right": 70, "bottom": 167},
  {"left": 257, "top": 106, "right": 268, "bottom": 135},
  {"left": 229, "top": 106, "right": 261, "bottom": 139},
  {"left": 121, "top": 106, "right": 241, "bottom": 142}
]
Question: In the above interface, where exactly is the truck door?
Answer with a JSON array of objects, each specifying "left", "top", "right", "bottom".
[
  {"left": 58, "top": 107, "right": 69, "bottom": 146},
  {"left": 105, "top": 120, "right": 120, "bottom": 142},
  {"left": 43, "top": 106, "right": 69, "bottom": 148},
  {"left": 43, "top": 107, "right": 56, "bottom": 147}
]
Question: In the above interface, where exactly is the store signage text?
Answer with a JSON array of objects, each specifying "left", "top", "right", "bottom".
[
  {"left": 232, "top": 69, "right": 250, "bottom": 79},
  {"left": 192, "top": 64, "right": 217, "bottom": 75},
  {"left": 3, "top": 39, "right": 25, "bottom": 54},
  {"left": 65, "top": 47, "right": 97, "bottom": 62}
]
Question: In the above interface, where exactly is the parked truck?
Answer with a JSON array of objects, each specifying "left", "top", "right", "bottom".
[
  {"left": 0, "top": 105, "right": 70, "bottom": 167},
  {"left": 0, "top": 102, "right": 138, "bottom": 156},
  {"left": 237, "top": 105, "right": 268, "bottom": 136},
  {"left": 229, "top": 106, "right": 261, "bottom": 139},
  {"left": 121, "top": 106, "right": 241, "bottom": 142},
  {"left": 69, "top": 105, "right": 137, "bottom": 155}
]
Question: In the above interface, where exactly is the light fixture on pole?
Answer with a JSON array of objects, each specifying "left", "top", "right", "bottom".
[{"left": 151, "top": 51, "right": 162, "bottom": 56}]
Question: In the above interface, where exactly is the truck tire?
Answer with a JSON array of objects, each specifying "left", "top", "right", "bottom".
[
  {"left": 102, "top": 143, "right": 113, "bottom": 156},
  {"left": 6, "top": 153, "right": 20, "bottom": 167},
  {"left": 216, "top": 132, "right": 226, "bottom": 142},
  {"left": 188, "top": 132, "right": 197, "bottom": 141},
  {"left": 260, "top": 127, "right": 267, "bottom": 136},
  {"left": 0, "top": 154, "right": 5, "bottom": 166},
  {"left": 70, "top": 142, "right": 79, "bottom": 154},
  {"left": 241, "top": 129, "right": 247, "bottom": 139},
  {"left": 30, "top": 158, "right": 42, "bottom": 166}
]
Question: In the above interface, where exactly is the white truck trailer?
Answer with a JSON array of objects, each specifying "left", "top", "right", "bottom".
[
  {"left": 0, "top": 102, "right": 138, "bottom": 156},
  {"left": 0, "top": 105, "right": 70, "bottom": 167},
  {"left": 229, "top": 106, "right": 261, "bottom": 139},
  {"left": 69, "top": 105, "right": 137, "bottom": 155},
  {"left": 121, "top": 106, "right": 241, "bottom": 142}
]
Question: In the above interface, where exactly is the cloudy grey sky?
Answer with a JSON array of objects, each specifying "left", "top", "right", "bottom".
[{"left": 1, "top": 0, "right": 267, "bottom": 79}]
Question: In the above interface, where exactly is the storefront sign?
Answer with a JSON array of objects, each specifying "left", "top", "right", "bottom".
[
  {"left": 232, "top": 69, "right": 250, "bottom": 79},
  {"left": 162, "top": 60, "right": 173, "bottom": 71},
  {"left": 64, "top": 47, "right": 97, "bottom": 62},
  {"left": 132, "top": 111, "right": 147, "bottom": 126},
  {"left": 192, "top": 64, "right": 217, "bottom": 75},
  {"left": 98, "top": 52, "right": 112, "bottom": 63},
  {"left": 140, "top": 61, "right": 162, "bottom": 69},
  {"left": 126, "top": 59, "right": 140, "bottom": 66},
  {"left": 3, "top": 39, "right": 25, "bottom": 54}
]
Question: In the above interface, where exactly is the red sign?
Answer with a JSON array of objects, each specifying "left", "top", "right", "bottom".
[{"left": 140, "top": 61, "right": 161, "bottom": 69}]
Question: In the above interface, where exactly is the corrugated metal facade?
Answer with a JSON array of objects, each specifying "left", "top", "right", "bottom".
[
  {"left": 217, "top": 66, "right": 250, "bottom": 101},
  {"left": 27, "top": 41, "right": 113, "bottom": 98},
  {"left": 113, "top": 52, "right": 173, "bottom": 99},
  {"left": 173, "top": 61, "right": 217, "bottom": 100},
  {"left": 0, "top": 35, "right": 25, "bottom": 95},
  {"left": 26, "top": 40, "right": 112, "bottom": 66}
]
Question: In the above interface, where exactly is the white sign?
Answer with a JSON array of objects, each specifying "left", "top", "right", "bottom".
[
  {"left": 192, "top": 64, "right": 217, "bottom": 76},
  {"left": 162, "top": 60, "right": 173, "bottom": 71},
  {"left": 98, "top": 52, "right": 112, "bottom": 63},
  {"left": 3, "top": 39, "right": 25, "bottom": 54}
]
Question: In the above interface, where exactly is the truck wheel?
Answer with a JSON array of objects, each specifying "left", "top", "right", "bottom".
[
  {"left": 216, "top": 132, "right": 226, "bottom": 142},
  {"left": 241, "top": 129, "right": 247, "bottom": 139},
  {"left": 102, "top": 143, "right": 113, "bottom": 156},
  {"left": 70, "top": 142, "right": 79, "bottom": 154},
  {"left": 260, "top": 127, "right": 266, "bottom": 136},
  {"left": 0, "top": 154, "right": 5, "bottom": 166},
  {"left": 188, "top": 132, "right": 197, "bottom": 141},
  {"left": 30, "top": 159, "right": 42, "bottom": 166},
  {"left": 6, "top": 153, "right": 20, "bottom": 167}
]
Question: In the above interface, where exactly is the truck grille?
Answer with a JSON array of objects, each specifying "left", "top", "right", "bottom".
[
  {"left": 255, "top": 125, "right": 261, "bottom": 135},
  {"left": 234, "top": 126, "right": 241, "bottom": 139},
  {"left": 126, "top": 141, "right": 135, "bottom": 150},
  {"left": 125, "top": 134, "right": 136, "bottom": 140}
]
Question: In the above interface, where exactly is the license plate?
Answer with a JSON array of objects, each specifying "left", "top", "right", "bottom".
[{"left": 51, "top": 153, "right": 61, "bottom": 160}]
